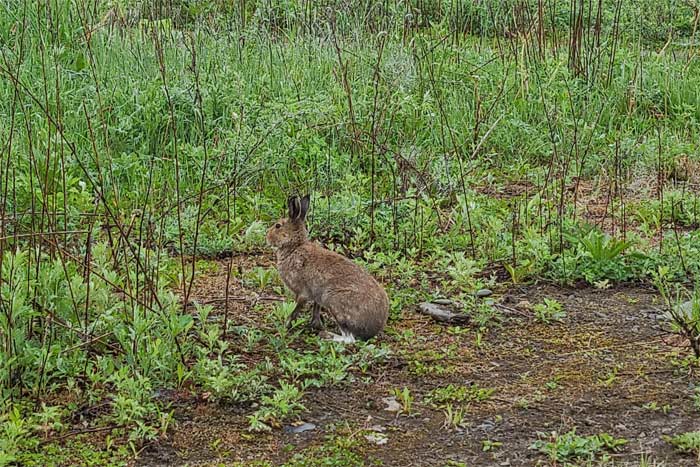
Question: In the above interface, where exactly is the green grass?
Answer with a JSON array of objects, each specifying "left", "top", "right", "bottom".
[
  {"left": 530, "top": 429, "right": 628, "bottom": 463},
  {"left": 0, "top": 0, "right": 699, "bottom": 464}
]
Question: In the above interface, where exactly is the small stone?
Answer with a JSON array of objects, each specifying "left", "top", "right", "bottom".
[
  {"left": 364, "top": 432, "right": 388, "bottom": 445},
  {"left": 284, "top": 422, "right": 317, "bottom": 434},
  {"left": 477, "top": 420, "right": 495, "bottom": 432},
  {"left": 382, "top": 396, "right": 401, "bottom": 412},
  {"left": 476, "top": 289, "right": 493, "bottom": 298},
  {"left": 516, "top": 300, "right": 532, "bottom": 310}
]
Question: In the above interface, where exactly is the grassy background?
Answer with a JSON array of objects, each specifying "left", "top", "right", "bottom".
[{"left": 1, "top": 0, "right": 699, "bottom": 464}]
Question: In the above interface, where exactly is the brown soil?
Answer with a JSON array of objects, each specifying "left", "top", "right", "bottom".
[{"left": 135, "top": 256, "right": 699, "bottom": 467}]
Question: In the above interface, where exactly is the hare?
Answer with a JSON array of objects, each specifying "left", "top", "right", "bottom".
[{"left": 266, "top": 195, "right": 389, "bottom": 343}]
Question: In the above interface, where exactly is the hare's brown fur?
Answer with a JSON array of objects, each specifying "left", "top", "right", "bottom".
[{"left": 266, "top": 195, "right": 389, "bottom": 341}]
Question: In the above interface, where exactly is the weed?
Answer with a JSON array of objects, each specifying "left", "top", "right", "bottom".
[
  {"left": 665, "top": 431, "right": 700, "bottom": 458},
  {"left": 643, "top": 401, "right": 672, "bottom": 414},
  {"left": 248, "top": 381, "right": 306, "bottom": 432},
  {"left": 544, "top": 377, "right": 561, "bottom": 391},
  {"left": 533, "top": 298, "right": 566, "bottom": 324},
  {"left": 425, "top": 384, "right": 494, "bottom": 408},
  {"left": 281, "top": 434, "right": 373, "bottom": 467},
  {"left": 597, "top": 364, "right": 622, "bottom": 387},
  {"left": 245, "top": 266, "right": 280, "bottom": 291},
  {"left": 442, "top": 404, "right": 466, "bottom": 430},
  {"left": 391, "top": 387, "right": 414, "bottom": 415},
  {"left": 481, "top": 440, "right": 502, "bottom": 452},
  {"left": 530, "top": 429, "right": 628, "bottom": 463},
  {"left": 441, "top": 252, "right": 483, "bottom": 292},
  {"left": 3, "top": 0, "right": 700, "bottom": 463},
  {"left": 654, "top": 268, "right": 700, "bottom": 357}
]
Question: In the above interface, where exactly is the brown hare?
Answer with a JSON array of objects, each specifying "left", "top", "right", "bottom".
[{"left": 266, "top": 195, "right": 389, "bottom": 343}]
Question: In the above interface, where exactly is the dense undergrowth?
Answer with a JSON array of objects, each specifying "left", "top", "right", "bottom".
[{"left": 1, "top": 0, "right": 699, "bottom": 465}]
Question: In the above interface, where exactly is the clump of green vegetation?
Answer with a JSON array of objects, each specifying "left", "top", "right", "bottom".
[
  {"left": 665, "top": 431, "right": 700, "bottom": 458},
  {"left": 654, "top": 268, "right": 700, "bottom": 358},
  {"left": 247, "top": 381, "right": 306, "bottom": 432},
  {"left": 425, "top": 384, "right": 494, "bottom": 408},
  {"left": 481, "top": 439, "right": 503, "bottom": 452},
  {"left": 533, "top": 298, "right": 566, "bottom": 324},
  {"left": 391, "top": 387, "right": 414, "bottom": 415},
  {"left": 530, "top": 429, "right": 628, "bottom": 463},
  {"left": 282, "top": 434, "right": 375, "bottom": 467},
  {"left": 441, "top": 403, "right": 466, "bottom": 430},
  {"left": 2, "top": 0, "right": 700, "bottom": 463}
]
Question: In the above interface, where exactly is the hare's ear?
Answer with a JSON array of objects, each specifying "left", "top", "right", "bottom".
[
  {"left": 299, "top": 194, "right": 310, "bottom": 221},
  {"left": 287, "top": 196, "right": 300, "bottom": 220}
]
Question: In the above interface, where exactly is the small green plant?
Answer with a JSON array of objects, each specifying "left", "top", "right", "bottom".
[
  {"left": 468, "top": 300, "right": 502, "bottom": 329},
  {"left": 442, "top": 404, "right": 466, "bottom": 430},
  {"left": 247, "top": 381, "right": 306, "bottom": 432},
  {"left": 643, "top": 401, "right": 672, "bottom": 414},
  {"left": 576, "top": 230, "right": 632, "bottom": 262},
  {"left": 281, "top": 434, "right": 368, "bottom": 467},
  {"left": 530, "top": 429, "right": 628, "bottom": 463},
  {"left": 481, "top": 439, "right": 502, "bottom": 452},
  {"left": 556, "top": 228, "right": 635, "bottom": 284},
  {"left": 0, "top": 407, "right": 34, "bottom": 465},
  {"left": 533, "top": 298, "right": 566, "bottom": 324},
  {"left": 544, "top": 378, "right": 561, "bottom": 390},
  {"left": 425, "top": 384, "right": 494, "bottom": 408},
  {"left": 597, "top": 365, "right": 621, "bottom": 387},
  {"left": 654, "top": 267, "right": 700, "bottom": 358},
  {"left": 246, "top": 266, "right": 279, "bottom": 291},
  {"left": 504, "top": 259, "right": 536, "bottom": 284},
  {"left": 392, "top": 387, "right": 414, "bottom": 415},
  {"left": 442, "top": 252, "right": 482, "bottom": 291},
  {"left": 665, "top": 431, "right": 700, "bottom": 458}
]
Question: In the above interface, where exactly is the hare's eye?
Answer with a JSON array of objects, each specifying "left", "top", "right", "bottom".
[{"left": 275, "top": 223, "right": 281, "bottom": 229}]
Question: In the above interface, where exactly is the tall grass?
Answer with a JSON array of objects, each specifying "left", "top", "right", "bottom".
[{"left": 0, "top": 0, "right": 698, "bottom": 455}]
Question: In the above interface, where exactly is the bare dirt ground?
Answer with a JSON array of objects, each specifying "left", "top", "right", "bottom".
[{"left": 135, "top": 255, "right": 699, "bottom": 467}]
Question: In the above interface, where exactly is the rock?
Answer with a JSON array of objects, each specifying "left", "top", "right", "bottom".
[
  {"left": 432, "top": 298, "right": 453, "bottom": 305},
  {"left": 477, "top": 420, "right": 495, "bottom": 432},
  {"left": 382, "top": 396, "right": 401, "bottom": 412},
  {"left": 476, "top": 289, "right": 493, "bottom": 298},
  {"left": 284, "top": 422, "right": 317, "bottom": 434},
  {"left": 364, "top": 432, "right": 388, "bottom": 445}
]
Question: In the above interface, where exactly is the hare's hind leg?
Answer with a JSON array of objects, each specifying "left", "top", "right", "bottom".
[
  {"left": 334, "top": 328, "right": 356, "bottom": 343},
  {"left": 310, "top": 303, "right": 324, "bottom": 331}
]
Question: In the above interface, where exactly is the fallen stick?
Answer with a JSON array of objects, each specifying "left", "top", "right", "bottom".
[{"left": 417, "top": 302, "right": 470, "bottom": 324}]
